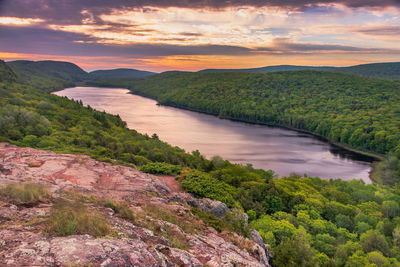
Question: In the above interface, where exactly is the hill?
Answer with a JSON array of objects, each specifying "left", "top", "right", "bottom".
[
  {"left": 200, "top": 62, "right": 400, "bottom": 80},
  {"left": 334, "top": 62, "right": 400, "bottom": 80},
  {"left": 127, "top": 70, "right": 400, "bottom": 183},
  {"left": 90, "top": 68, "right": 155, "bottom": 79},
  {"left": 0, "top": 60, "right": 17, "bottom": 82},
  {"left": 200, "top": 65, "right": 327, "bottom": 74},
  {"left": 2, "top": 59, "right": 400, "bottom": 265},
  {"left": 7, "top": 60, "right": 90, "bottom": 91}
]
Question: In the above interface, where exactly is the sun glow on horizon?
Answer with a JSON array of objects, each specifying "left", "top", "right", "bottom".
[{"left": 0, "top": 3, "right": 400, "bottom": 71}]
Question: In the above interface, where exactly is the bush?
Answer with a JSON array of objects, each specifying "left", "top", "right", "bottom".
[
  {"left": 191, "top": 208, "right": 249, "bottom": 237},
  {"left": 139, "top": 162, "right": 184, "bottom": 175},
  {"left": 0, "top": 183, "right": 50, "bottom": 204},
  {"left": 179, "top": 170, "right": 238, "bottom": 207},
  {"left": 191, "top": 207, "right": 225, "bottom": 232},
  {"left": 46, "top": 199, "right": 111, "bottom": 237},
  {"left": 247, "top": 209, "right": 257, "bottom": 221}
]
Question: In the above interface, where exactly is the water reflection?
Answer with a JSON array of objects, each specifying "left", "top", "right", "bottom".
[{"left": 54, "top": 87, "right": 373, "bottom": 183}]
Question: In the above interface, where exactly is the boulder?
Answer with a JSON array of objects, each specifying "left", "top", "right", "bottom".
[{"left": 196, "top": 198, "right": 230, "bottom": 218}]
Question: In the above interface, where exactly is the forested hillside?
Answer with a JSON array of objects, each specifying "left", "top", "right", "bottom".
[
  {"left": 334, "top": 62, "right": 400, "bottom": 80},
  {"left": 121, "top": 71, "right": 400, "bottom": 184},
  {"left": 2, "top": 60, "right": 400, "bottom": 266},
  {"left": 200, "top": 62, "right": 400, "bottom": 80},
  {"left": 0, "top": 60, "right": 17, "bottom": 82},
  {"left": 7, "top": 60, "right": 90, "bottom": 92},
  {"left": 128, "top": 72, "right": 399, "bottom": 153},
  {"left": 200, "top": 65, "right": 327, "bottom": 73}
]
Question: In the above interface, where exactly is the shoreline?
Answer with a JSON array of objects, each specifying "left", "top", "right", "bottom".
[
  {"left": 129, "top": 91, "right": 384, "bottom": 163},
  {"left": 53, "top": 85, "right": 383, "bottom": 183},
  {"left": 128, "top": 91, "right": 384, "bottom": 184}
]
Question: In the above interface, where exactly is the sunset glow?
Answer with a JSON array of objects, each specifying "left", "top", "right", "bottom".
[{"left": 0, "top": 1, "right": 399, "bottom": 71}]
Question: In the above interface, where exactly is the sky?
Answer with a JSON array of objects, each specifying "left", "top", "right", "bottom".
[{"left": 0, "top": 0, "right": 399, "bottom": 72}]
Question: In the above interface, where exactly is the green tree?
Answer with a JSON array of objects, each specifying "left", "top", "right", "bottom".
[{"left": 360, "top": 230, "right": 391, "bottom": 256}]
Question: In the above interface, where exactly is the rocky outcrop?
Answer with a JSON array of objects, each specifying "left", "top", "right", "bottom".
[
  {"left": 251, "top": 230, "right": 273, "bottom": 266},
  {"left": 192, "top": 198, "right": 230, "bottom": 218},
  {"left": 0, "top": 143, "right": 272, "bottom": 267}
]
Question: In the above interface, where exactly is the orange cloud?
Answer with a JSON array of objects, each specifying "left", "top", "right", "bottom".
[{"left": 0, "top": 17, "right": 44, "bottom": 25}]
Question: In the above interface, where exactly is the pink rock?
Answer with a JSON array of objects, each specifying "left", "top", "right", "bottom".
[{"left": 0, "top": 143, "right": 271, "bottom": 266}]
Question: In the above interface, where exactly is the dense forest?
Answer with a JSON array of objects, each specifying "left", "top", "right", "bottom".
[
  {"left": 200, "top": 62, "right": 400, "bottom": 80},
  {"left": 7, "top": 60, "right": 90, "bottom": 92},
  {"left": 93, "top": 71, "right": 400, "bottom": 185},
  {"left": 2, "top": 59, "right": 400, "bottom": 265}
]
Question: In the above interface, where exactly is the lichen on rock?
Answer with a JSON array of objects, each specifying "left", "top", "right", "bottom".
[{"left": 0, "top": 143, "right": 272, "bottom": 266}]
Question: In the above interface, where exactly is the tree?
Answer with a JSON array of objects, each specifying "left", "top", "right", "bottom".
[
  {"left": 367, "top": 251, "right": 391, "bottom": 267},
  {"left": 382, "top": 200, "right": 399, "bottom": 218},
  {"left": 360, "top": 230, "right": 391, "bottom": 256},
  {"left": 345, "top": 251, "right": 368, "bottom": 267},
  {"left": 355, "top": 222, "right": 371, "bottom": 235},
  {"left": 273, "top": 230, "right": 317, "bottom": 267},
  {"left": 335, "top": 214, "right": 353, "bottom": 231}
]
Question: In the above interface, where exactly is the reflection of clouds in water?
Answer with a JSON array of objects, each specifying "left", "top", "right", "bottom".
[{"left": 54, "top": 87, "right": 372, "bottom": 183}]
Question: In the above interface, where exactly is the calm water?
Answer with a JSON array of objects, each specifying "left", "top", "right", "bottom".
[{"left": 54, "top": 87, "right": 373, "bottom": 183}]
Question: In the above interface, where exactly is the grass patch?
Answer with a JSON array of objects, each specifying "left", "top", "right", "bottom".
[
  {"left": 161, "top": 224, "right": 190, "bottom": 250},
  {"left": 45, "top": 199, "right": 111, "bottom": 237},
  {"left": 102, "top": 199, "right": 135, "bottom": 221},
  {"left": 138, "top": 218, "right": 190, "bottom": 250},
  {"left": 0, "top": 183, "right": 51, "bottom": 205},
  {"left": 142, "top": 204, "right": 202, "bottom": 234}
]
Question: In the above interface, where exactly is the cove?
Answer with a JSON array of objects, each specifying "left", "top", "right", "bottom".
[{"left": 54, "top": 87, "right": 373, "bottom": 183}]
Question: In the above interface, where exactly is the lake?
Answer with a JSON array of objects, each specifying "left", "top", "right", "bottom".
[{"left": 54, "top": 87, "right": 374, "bottom": 183}]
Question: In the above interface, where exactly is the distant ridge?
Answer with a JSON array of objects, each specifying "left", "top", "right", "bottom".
[
  {"left": 7, "top": 60, "right": 89, "bottom": 91},
  {"left": 199, "top": 65, "right": 328, "bottom": 73},
  {"left": 8, "top": 60, "right": 88, "bottom": 81},
  {"left": 90, "top": 68, "right": 155, "bottom": 79},
  {"left": 199, "top": 62, "right": 400, "bottom": 80}
]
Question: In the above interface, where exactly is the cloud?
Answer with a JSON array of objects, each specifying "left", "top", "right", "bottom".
[
  {"left": 0, "top": 0, "right": 399, "bottom": 25},
  {"left": 0, "top": 25, "right": 396, "bottom": 59},
  {"left": 1, "top": 0, "right": 399, "bottom": 71},
  {"left": 356, "top": 26, "right": 400, "bottom": 36},
  {"left": 256, "top": 38, "right": 393, "bottom": 54},
  {"left": 0, "top": 25, "right": 252, "bottom": 57}
]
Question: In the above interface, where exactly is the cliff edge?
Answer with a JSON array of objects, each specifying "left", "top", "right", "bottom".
[{"left": 0, "top": 143, "right": 271, "bottom": 267}]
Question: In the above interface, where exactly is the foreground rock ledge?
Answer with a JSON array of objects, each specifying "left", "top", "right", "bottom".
[{"left": 0, "top": 143, "right": 271, "bottom": 267}]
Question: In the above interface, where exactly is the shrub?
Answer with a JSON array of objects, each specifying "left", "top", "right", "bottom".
[
  {"left": 179, "top": 170, "right": 237, "bottom": 207},
  {"left": 247, "top": 209, "right": 257, "bottom": 221},
  {"left": 191, "top": 207, "right": 224, "bottom": 232},
  {"left": 224, "top": 209, "right": 250, "bottom": 237},
  {"left": 139, "top": 162, "right": 184, "bottom": 175},
  {"left": 46, "top": 199, "right": 111, "bottom": 237},
  {"left": 0, "top": 183, "right": 50, "bottom": 204},
  {"left": 191, "top": 208, "right": 249, "bottom": 237}
]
